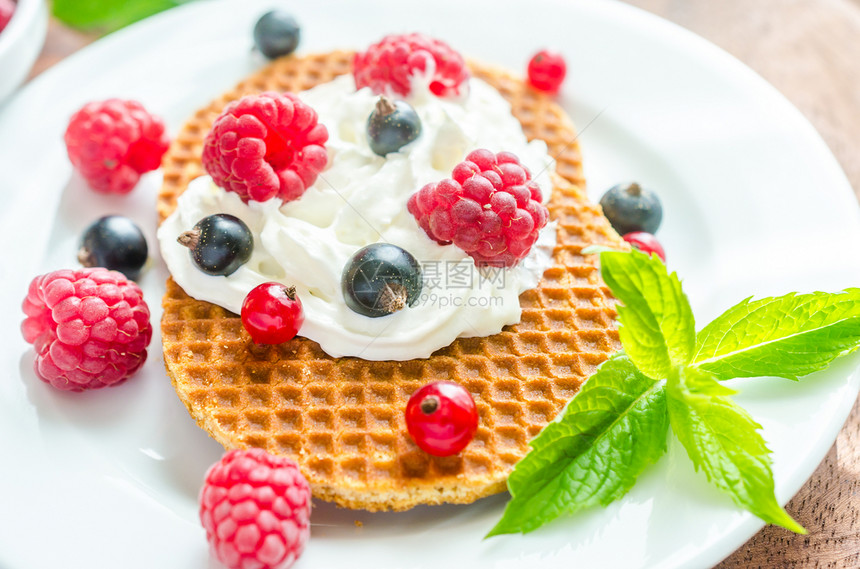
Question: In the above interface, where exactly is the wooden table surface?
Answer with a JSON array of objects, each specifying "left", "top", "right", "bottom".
[{"left": 28, "top": 2, "right": 860, "bottom": 567}]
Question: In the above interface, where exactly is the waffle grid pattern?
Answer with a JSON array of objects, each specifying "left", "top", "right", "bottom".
[{"left": 159, "top": 51, "right": 626, "bottom": 511}]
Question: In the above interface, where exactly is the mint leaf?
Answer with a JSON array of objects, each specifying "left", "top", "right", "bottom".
[
  {"left": 692, "top": 289, "right": 860, "bottom": 380},
  {"left": 487, "top": 354, "right": 668, "bottom": 536},
  {"left": 600, "top": 250, "right": 696, "bottom": 378},
  {"left": 53, "top": 0, "right": 184, "bottom": 32},
  {"left": 489, "top": 252, "right": 860, "bottom": 537},
  {"left": 667, "top": 366, "right": 806, "bottom": 533},
  {"left": 580, "top": 244, "right": 622, "bottom": 256}
]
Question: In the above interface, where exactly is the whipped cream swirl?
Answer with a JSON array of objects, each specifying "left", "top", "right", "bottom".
[{"left": 158, "top": 74, "right": 557, "bottom": 360}]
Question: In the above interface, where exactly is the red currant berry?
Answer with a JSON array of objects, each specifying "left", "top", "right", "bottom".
[
  {"left": 405, "top": 381, "right": 478, "bottom": 456},
  {"left": 241, "top": 282, "right": 304, "bottom": 344},
  {"left": 527, "top": 50, "right": 567, "bottom": 93},
  {"left": 623, "top": 231, "right": 666, "bottom": 262}
]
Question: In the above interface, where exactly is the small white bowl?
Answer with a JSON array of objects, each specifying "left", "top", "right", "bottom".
[{"left": 0, "top": 0, "right": 48, "bottom": 104}]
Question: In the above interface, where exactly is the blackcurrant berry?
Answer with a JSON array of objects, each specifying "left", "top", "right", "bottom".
[
  {"left": 178, "top": 214, "right": 253, "bottom": 276},
  {"left": 341, "top": 243, "right": 422, "bottom": 318},
  {"left": 599, "top": 182, "right": 663, "bottom": 235},
  {"left": 253, "top": 11, "right": 301, "bottom": 60},
  {"left": 366, "top": 96, "right": 422, "bottom": 156},
  {"left": 78, "top": 215, "right": 148, "bottom": 281}
]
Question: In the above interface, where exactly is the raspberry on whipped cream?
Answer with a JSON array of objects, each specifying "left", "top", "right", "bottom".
[
  {"left": 353, "top": 33, "right": 470, "bottom": 98},
  {"left": 159, "top": 70, "right": 557, "bottom": 361},
  {"left": 408, "top": 149, "right": 550, "bottom": 267},
  {"left": 202, "top": 92, "right": 329, "bottom": 203}
]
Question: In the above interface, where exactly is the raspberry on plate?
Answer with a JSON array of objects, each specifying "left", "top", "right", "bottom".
[
  {"left": 0, "top": 0, "right": 14, "bottom": 33},
  {"left": 20, "top": 268, "right": 152, "bottom": 391},
  {"left": 202, "top": 92, "right": 329, "bottom": 203},
  {"left": 64, "top": 99, "right": 170, "bottom": 194},
  {"left": 407, "top": 149, "right": 550, "bottom": 267},
  {"left": 200, "top": 448, "right": 311, "bottom": 569},
  {"left": 353, "top": 33, "right": 470, "bottom": 98}
]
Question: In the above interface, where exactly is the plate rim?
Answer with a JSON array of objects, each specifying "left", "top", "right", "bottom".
[{"left": 1, "top": 1, "right": 858, "bottom": 568}]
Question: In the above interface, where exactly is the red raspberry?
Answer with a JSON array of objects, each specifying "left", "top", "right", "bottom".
[
  {"left": 407, "top": 149, "right": 550, "bottom": 267},
  {"left": 200, "top": 449, "right": 311, "bottom": 569},
  {"left": 20, "top": 268, "right": 152, "bottom": 391},
  {"left": 64, "top": 99, "right": 170, "bottom": 194},
  {"left": 353, "top": 33, "right": 469, "bottom": 98},
  {"left": 0, "top": 0, "right": 14, "bottom": 33},
  {"left": 202, "top": 93, "right": 329, "bottom": 203}
]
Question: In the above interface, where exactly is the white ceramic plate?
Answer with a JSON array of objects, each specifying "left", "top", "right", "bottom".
[
  {"left": 0, "top": 0, "right": 48, "bottom": 104},
  {"left": 1, "top": 1, "right": 859, "bottom": 568}
]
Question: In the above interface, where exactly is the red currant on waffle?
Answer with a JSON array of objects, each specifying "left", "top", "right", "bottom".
[
  {"left": 241, "top": 282, "right": 304, "bottom": 344},
  {"left": 405, "top": 381, "right": 479, "bottom": 456},
  {"left": 353, "top": 33, "right": 469, "bottom": 98},
  {"left": 202, "top": 92, "right": 328, "bottom": 203},
  {"left": 527, "top": 50, "right": 567, "bottom": 94},
  {"left": 407, "top": 149, "right": 549, "bottom": 267}
]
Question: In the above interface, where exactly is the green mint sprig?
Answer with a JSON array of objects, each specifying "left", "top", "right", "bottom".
[
  {"left": 53, "top": 0, "right": 186, "bottom": 33},
  {"left": 666, "top": 365, "right": 805, "bottom": 533},
  {"left": 600, "top": 248, "right": 695, "bottom": 378},
  {"left": 693, "top": 290, "right": 860, "bottom": 380},
  {"left": 486, "top": 353, "right": 667, "bottom": 536},
  {"left": 489, "top": 249, "right": 860, "bottom": 536}
]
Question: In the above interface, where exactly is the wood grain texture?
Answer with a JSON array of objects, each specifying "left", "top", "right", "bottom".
[
  {"left": 29, "top": 3, "right": 860, "bottom": 567},
  {"left": 27, "top": 20, "right": 95, "bottom": 79}
]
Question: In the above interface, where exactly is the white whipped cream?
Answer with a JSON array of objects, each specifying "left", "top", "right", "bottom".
[{"left": 158, "top": 74, "right": 558, "bottom": 360}]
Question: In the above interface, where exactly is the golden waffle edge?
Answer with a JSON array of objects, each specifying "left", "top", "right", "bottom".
[{"left": 158, "top": 50, "right": 626, "bottom": 511}]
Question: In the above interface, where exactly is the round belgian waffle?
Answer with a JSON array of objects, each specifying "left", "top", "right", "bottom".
[{"left": 158, "top": 51, "right": 625, "bottom": 511}]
